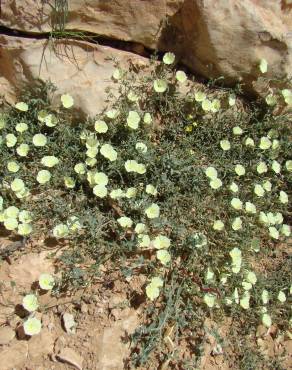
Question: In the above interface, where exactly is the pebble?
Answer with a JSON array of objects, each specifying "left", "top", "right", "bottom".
[
  {"left": 62, "top": 312, "right": 76, "bottom": 334},
  {"left": 57, "top": 347, "right": 83, "bottom": 370}
]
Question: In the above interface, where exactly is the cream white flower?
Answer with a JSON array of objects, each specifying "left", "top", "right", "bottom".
[
  {"left": 254, "top": 184, "right": 265, "bottom": 197},
  {"left": 125, "top": 187, "right": 137, "bottom": 198},
  {"left": 61, "top": 93, "right": 74, "bottom": 108},
  {"left": 231, "top": 198, "right": 243, "bottom": 210},
  {"left": 229, "top": 182, "right": 239, "bottom": 193},
  {"left": 22, "top": 294, "right": 39, "bottom": 312},
  {"left": 230, "top": 247, "right": 242, "bottom": 273},
  {"left": 279, "top": 190, "right": 288, "bottom": 204},
  {"left": 213, "top": 220, "right": 224, "bottom": 231},
  {"left": 143, "top": 113, "right": 152, "bottom": 125},
  {"left": 157, "top": 250, "right": 171, "bottom": 265},
  {"left": 209, "top": 178, "right": 222, "bottom": 189},
  {"left": 105, "top": 109, "right": 119, "bottom": 119},
  {"left": 261, "top": 290, "right": 269, "bottom": 305},
  {"left": 269, "top": 226, "right": 279, "bottom": 239},
  {"left": 228, "top": 94, "right": 236, "bottom": 106},
  {"left": 53, "top": 223, "right": 69, "bottom": 238},
  {"left": 245, "top": 202, "right": 256, "bottom": 214},
  {"left": 41, "top": 156, "right": 59, "bottom": 168},
  {"left": 4, "top": 218, "right": 18, "bottom": 231},
  {"left": 112, "top": 68, "right": 122, "bottom": 80},
  {"left": 15, "top": 102, "right": 29, "bottom": 111},
  {"left": 15, "top": 122, "right": 28, "bottom": 133},
  {"left": 245, "top": 137, "right": 255, "bottom": 147},
  {"left": 246, "top": 271, "right": 257, "bottom": 285},
  {"left": 138, "top": 234, "right": 151, "bottom": 248},
  {"left": 16, "top": 143, "right": 29, "bottom": 157},
  {"left": 271, "top": 160, "right": 281, "bottom": 174},
  {"left": 232, "top": 217, "right": 242, "bottom": 231},
  {"left": 135, "top": 142, "right": 147, "bottom": 153},
  {"left": 146, "top": 184, "right": 157, "bottom": 196},
  {"left": 210, "top": 99, "right": 221, "bottom": 113},
  {"left": 7, "top": 161, "right": 20, "bottom": 173},
  {"left": 6, "top": 133, "right": 17, "bottom": 147},
  {"left": 74, "top": 163, "right": 86, "bottom": 175},
  {"left": 281, "top": 224, "right": 291, "bottom": 237},
  {"left": 64, "top": 177, "right": 75, "bottom": 189},
  {"left": 176, "top": 70, "right": 187, "bottom": 83},
  {"left": 127, "top": 111, "right": 140, "bottom": 130},
  {"left": 278, "top": 291, "right": 286, "bottom": 303},
  {"left": 11, "top": 178, "right": 25, "bottom": 192},
  {"left": 18, "top": 223, "right": 32, "bottom": 236},
  {"left": 32, "top": 133, "right": 47, "bottom": 147},
  {"left": 265, "top": 94, "right": 277, "bottom": 106},
  {"left": 205, "top": 166, "right": 217, "bottom": 179},
  {"left": 257, "top": 161, "right": 268, "bottom": 174},
  {"left": 39, "top": 274, "right": 55, "bottom": 290},
  {"left": 204, "top": 293, "right": 216, "bottom": 308},
  {"left": 135, "top": 223, "right": 146, "bottom": 234},
  {"left": 37, "top": 170, "right": 51, "bottom": 184},
  {"left": 195, "top": 91, "right": 206, "bottom": 102},
  {"left": 44, "top": 114, "right": 58, "bottom": 127},
  {"left": 234, "top": 164, "right": 245, "bottom": 176},
  {"left": 153, "top": 235, "right": 170, "bottom": 249},
  {"left": 146, "top": 282, "right": 160, "bottom": 301},
  {"left": 110, "top": 189, "right": 124, "bottom": 199},
  {"left": 153, "top": 79, "right": 168, "bottom": 93},
  {"left": 259, "top": 58, "right": 268, "bottom": 74},
  {"left": 5, "top": 206, "right": 19, "bottom": 218},
  {"left": 94, "top": 172, "right": 108, "bottom": 186},
  {"left": 285, "top": 160, "right": 292, "bottom": 172},
  {"left": 100, "top": 144, "right": 117, "bottom": 161},
  {"left": 220, "top": 139, "right": 231, "bottom": 151},
  {"left": 262, "top": 180, "right": 272, "bottom": 192},
  {"left": 233, "top": 126, "right": 243, "bottom": 135},
  {"left": 127, "top": 91, "right": 139, "bottom": 102},
  {"left": 117, "top": 216, "right": 133, "bottom": 228},
  {"left": 262, "top": 313, "right": 272, "bottom": 328},
  {"left": 94, "top": 120, "right": 108, "bottom": 133},
  {"left": 23, "top": 317, "right": 42, "bottom": 336},
  {"left": 93, "top": 184, "right": 108, "bottom": 198},
  {"left": 163, "top": 52, "right": 175, "bottom": 65},
  {"left": 86, "top": 147, "right": 98, "bottom": 158},
  {"left": 201, "top": 99, "right": 212, "bottom": 111},
  {"left": 18, "top": 210, "right": 32, "bottom": 223},
  {"left": 259, "top": 136, "right": 272, "bottom": 150},
  {"left": 145, "top": 203, "right": 160, "bottom": 219}
]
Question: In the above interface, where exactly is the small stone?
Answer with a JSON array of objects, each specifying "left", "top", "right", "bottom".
[
  {"left": 0, "top": 326, "right": 15, "bottom": 345},
  {"left": 62, "top": 312, "right": 76, "bottom": 334},
  {"left": 80, "top": 304, "right": 88, "bottom": 314},
  {"left": 57, "top": 347, "right": 83, "bottom": 370}
]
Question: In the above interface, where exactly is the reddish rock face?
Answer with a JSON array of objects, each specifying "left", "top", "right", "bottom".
[
  {"left": 0, "top": 0, "right": 291, "bottom": 108},
  {"left": 0, "top": 35, "right": 148, "bottom": 117}
]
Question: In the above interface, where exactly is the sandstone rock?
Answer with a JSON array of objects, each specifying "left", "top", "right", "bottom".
[
  {"left": 0, "top": 340, "right": 28, "bottom": 369},
  {"left": 7, "top": 250, "right": 55, "bottom": 289},
  {"left": 28, "top": 328, "right": 54, "bottom": 360},
  {"left": 0, "top": 35, "right": 148, "bottom": 117},
  {"left": 95, "top": 309, "right": 138, "bottom": 369},
  {"left": 0, "top": 326, "right": 15, "bottom": 345},
  {"left": 1, "top": 1, "right": 291, "bottom": 93},
  {"left": 0, "top": 0, "right": 182, "bottom": 48},
  {"left": 57, "top": 347, "right": 83, "bottom": 370}
]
